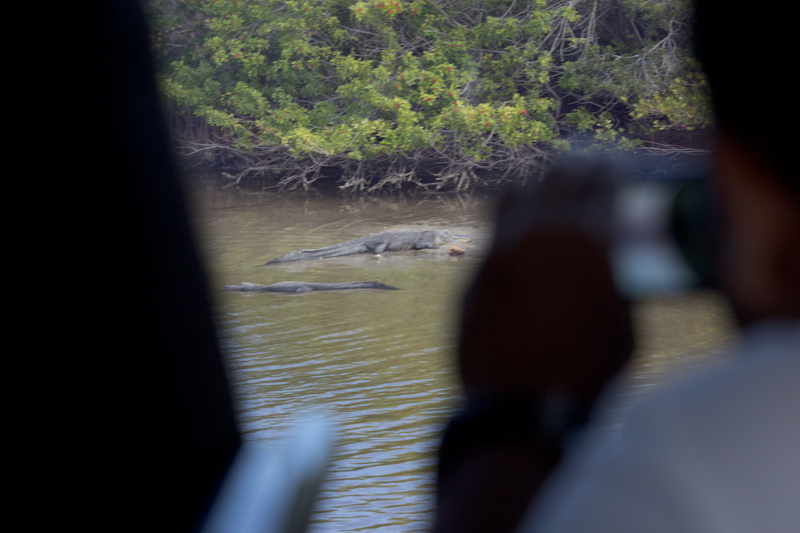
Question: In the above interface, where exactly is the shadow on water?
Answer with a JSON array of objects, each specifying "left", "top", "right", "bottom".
[{"left": 188, "top": 185, "right": 736, "bottom": 532}]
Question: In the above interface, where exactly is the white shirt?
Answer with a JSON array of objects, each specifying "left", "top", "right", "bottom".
[{"left": 519, "top": 319, "right": 800, "bottom": 533}]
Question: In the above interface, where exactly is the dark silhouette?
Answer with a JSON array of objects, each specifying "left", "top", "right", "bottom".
[{"left": 15, "top": 2, "right": 240, "bottom": 530}]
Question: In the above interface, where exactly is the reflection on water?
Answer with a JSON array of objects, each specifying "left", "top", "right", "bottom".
[{"left": 190, "top": 187, "right": 736, "bottom": 532}]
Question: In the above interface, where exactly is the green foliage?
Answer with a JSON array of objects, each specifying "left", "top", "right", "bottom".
[{"left": 146, "top": 0, "right": 710, "bottom": 189}]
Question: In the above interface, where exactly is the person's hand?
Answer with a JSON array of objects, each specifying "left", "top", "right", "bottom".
[{"left": 458, "top": 157, "right": 633, "bottom": 405}]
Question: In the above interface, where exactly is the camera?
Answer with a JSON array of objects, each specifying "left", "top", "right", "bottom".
[{"left": 609, "top": 153, "right": 720, "bottom": 299}]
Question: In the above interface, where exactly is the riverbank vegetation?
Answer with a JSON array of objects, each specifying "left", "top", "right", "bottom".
[{"left": 146, "top": 0, "right": 711, "bottom": 193}]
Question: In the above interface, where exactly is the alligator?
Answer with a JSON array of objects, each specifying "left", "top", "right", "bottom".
[
  {"left": 263, "top": 229, "right": 469, "bottom": 265},
  {"left": 225, "top": 281, "right": 401, "bottom": 293}
]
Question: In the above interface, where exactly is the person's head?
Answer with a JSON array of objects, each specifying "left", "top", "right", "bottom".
[{"left": 692, "top": 0, "right": 800, "bottom": 324}]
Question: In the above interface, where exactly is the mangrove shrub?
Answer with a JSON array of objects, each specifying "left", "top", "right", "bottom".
[{"left": 147, "top": 0, "right": 710, "bottom": 192}]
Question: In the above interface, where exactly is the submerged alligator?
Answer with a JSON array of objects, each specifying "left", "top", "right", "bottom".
[
  {"left": 264, "top": 229, "right": 469, "bottom": 265},
  {"left": 225, "top": 281, "right": 401, "bottom": 293}
]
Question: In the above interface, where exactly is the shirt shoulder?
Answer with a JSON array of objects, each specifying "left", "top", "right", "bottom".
[{"left": 520, "top": 319, "right": 800, "bottom": 533}]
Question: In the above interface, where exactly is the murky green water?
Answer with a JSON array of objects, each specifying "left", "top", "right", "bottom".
[{"left": 189, "top": 186, "right": 736, "bottom": 532}]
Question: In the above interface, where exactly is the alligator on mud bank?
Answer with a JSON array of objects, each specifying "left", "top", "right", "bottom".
[
  {"left": 263, "top": 229, "right": 469, "bottom": 265},
  {"left": 225, "top": 281, "right": 401, "bottom": 293}
]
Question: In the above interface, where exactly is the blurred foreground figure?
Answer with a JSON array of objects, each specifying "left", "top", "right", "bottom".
[
  {"left": 14, "top": 2, "right": 240, "bottom": 530},
  {"left": 434, "top": 1, "right": 800, "bottom": 532}
]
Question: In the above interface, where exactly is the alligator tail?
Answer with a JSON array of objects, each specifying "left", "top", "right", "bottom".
[
  {"left": 264, "top": 245, "right": 366, "bottom": 264},
  {"left": 263, "top": 249, "right": 327, "bottom": 265}
]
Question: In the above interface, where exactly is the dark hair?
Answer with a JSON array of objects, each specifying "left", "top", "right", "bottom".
[{"left": 692, "top": 0, "right": 799, "bottom": 191}]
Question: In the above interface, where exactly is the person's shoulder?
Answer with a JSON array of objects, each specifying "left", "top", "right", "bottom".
[
  {"left": 519, "top": 320, "right": 800, "bottom": 533},
  {"left": 624, "top": 318, "right": 800, "bottom": 435}
]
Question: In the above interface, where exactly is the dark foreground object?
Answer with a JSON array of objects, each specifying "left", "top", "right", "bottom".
[
  {"left": 17, "top": 2, "right": 241, "bottom": 530},
  {"left": 226, "top": 281, "right": 401, "bottom": 293},
  {"left": 264, "top": 229, "right": 469, "bottom": 264}
]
